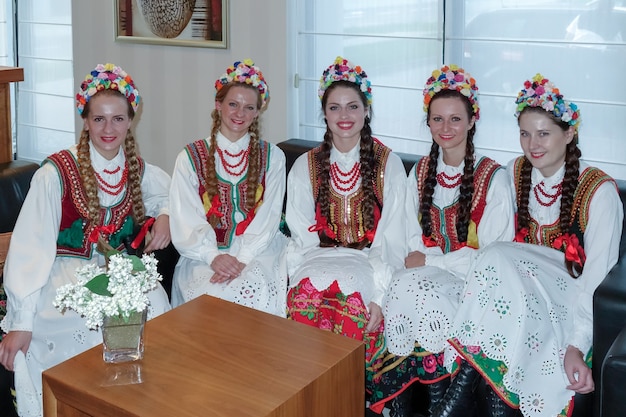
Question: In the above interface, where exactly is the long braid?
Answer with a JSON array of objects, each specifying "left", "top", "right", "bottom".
[
  {"left": 77, "top": 130, "right": 109, "bottom": 253},
  {"left": 205, "top": 109, "right": 221, "bottom": 227},
  {"left": 419, "top": 143, "right": 439, "bottom": 238},
  {"left": 516, "top": 157, "right": 533, "bottom": 231},
  {"left": 359, "top": 116, "right": 376, "bottom": 232},
  {"left": 317, "top": 128, "right": 333, "bottom": 223},
  {"left": 456, "top": 134, "right": 476, "bottom": 242},
  {"left": 245, "top": 117, "right": 261, "bottom": 212},
  {"left": 561, "top": 138, "right": 582, "bottom": 277},
  {"left": 124, "top": 129, "right": 146, "bottom": 226}
]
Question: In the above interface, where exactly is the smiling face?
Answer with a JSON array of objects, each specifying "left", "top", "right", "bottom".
[
  {"left": 518, "top": 108, "right": 574, "bottom": 177},
  {"left": 215, "top": 84, "right": 260, "bottom": 142},
  {"left": 82, "top": 91, "right": 133, "bottom": 160},
  {"left": 427, "top": 95, "right": 475, "bottom": 166},
  {"left": 323, "top": 84, "right": 369, "bottom": 153}
]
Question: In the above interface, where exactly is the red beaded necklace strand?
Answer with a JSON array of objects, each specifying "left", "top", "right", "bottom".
[
  {"left": 330, "top": 161, "right": 361, "bottom": 192},
  {"left": 217, "top": 146, "right": 250, "bottom": 176},
  {"left": 95, "top": 164, "right": 128, "bottom": 196},
  {"left": 533, "top": 181, "right": 563, "bottom": 207},
  {"left": 436, "top": 171, "right": 462, "bottom": 189}
]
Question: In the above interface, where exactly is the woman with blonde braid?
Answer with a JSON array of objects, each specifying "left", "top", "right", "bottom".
[
  {"left": 436, "top": 75, "right": 623, "bottom": 417},
  {"left": 170, "top": 59, "right": 287, "bottom": 316},
  {"left": 284, "top": 57, "right": 406, "bottom": 387},
  {"left": 0, "top": 63, "right": 171, "bottom": 417}
]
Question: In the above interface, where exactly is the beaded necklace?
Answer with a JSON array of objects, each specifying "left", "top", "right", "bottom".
[
  {"left": 533, "top": 181, "right": 562, "bottom": 207},
  {"left": 330, "top": 161, "right": 361, "bottom": 192},
  {"left": 217, "top": 146, "right": 250, "bottom": 176},
  {"left": 436, "top": 171, "right": 462, "bottom": 189},
  {"left": 95, "top": 164, "right": 128, "bottom": 196}
]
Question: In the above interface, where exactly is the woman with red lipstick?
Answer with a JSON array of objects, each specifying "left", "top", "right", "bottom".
[
  {"left": 169, "top": 60, "right": 287, "bottom": 316},
  {"left": 433, "top": 75, "right": 623, "bottom": 417},
  {"left": 284, "top": 56, "right": 406, "bottom": 385},
  {"left": 0, "top": 63, "right": 171, "bottom": 417},
  {"left": 368, "top": 65, "right": 515, "bottom": 417}
]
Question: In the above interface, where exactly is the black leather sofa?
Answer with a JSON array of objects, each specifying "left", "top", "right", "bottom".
[{"left": 277, "top": 138, "right": 626, "bottom": 417}]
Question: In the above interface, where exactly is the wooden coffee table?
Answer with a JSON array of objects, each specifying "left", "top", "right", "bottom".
[{"left": 42, "top": 295, "right": 364, "bottom": 417}]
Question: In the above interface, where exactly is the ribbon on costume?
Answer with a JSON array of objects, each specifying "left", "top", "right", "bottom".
[
  {"left": 88, "top": 224, "right": 116, "bottom": 244},
  {"left": 552, "top": 233, "right": 586, "bottom": 268},
  {"left": 130, "top": 217, "right": 156, "bottom": 250}
]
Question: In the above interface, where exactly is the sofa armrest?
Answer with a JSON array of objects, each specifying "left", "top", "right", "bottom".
[
  {"left": 593, "top": 261, "right": 626, "bottom": 375},
  {"left": 600, "top": 326, "right": 626, "bottom": 417},
  {"left": 0, "top": 160, "right": 39, "bottom": 234}
]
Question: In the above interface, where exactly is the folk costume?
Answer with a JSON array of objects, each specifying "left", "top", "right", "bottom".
[
  {"left": 1, "top": 144, "right": 171, "bottom": 416},
  {"left": 368, "top": 152, "right": 515, "bottom": 412},
  {"left": 170, "top": 133, "right": 287, "bottom": 315},
  {"left": 441, "top": 75, "right": 623, "bottom": 417},
  {"left": 0, "top": 63, "right": 171, "bottom": 417},
  {"left": 170, "top": 60, "right": 288, "bottom": 316},
  {"left": 443, "top": 159, "right": 622, "bottom": 417},
  {"left": 285, "top": 139, "right": 407, "bottom": 368}
]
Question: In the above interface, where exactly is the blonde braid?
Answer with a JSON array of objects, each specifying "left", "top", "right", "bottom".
[
  {"left": 205, "top": 109, "right": 221, "bottom": 227},
  {"left": 124, "top": 129, "right": 146, "bottom": 226},
  {"left": 77, "top": 130, "right": 109, "bottom": 253},
  {"left": 245, "top": 117, "right": 261, "bottom": 212}
]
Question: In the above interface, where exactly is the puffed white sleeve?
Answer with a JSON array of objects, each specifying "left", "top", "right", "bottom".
[
  {"left": 369, "top": 152, "right": 407, "bottom": 306},
  {"left": 566, "top": 181, "right": 623, "bottom": 354},
  {"left": 236, "top": 144, "right": 286, "bottom": 263},
  {"left": 1, "top": 163, "right": 62, "bottom": 332},
  {"left": 424, "top": 167, "right": 516, "bottom": 277},
  {"left": 169, "top": 149, "right": 220, "bottom": 266},
  {"left": 284, "top": 153, "right": 318, "bottom": 276},
  {"left": 141, "top": 163, "right": 171, "bottom": 218}
]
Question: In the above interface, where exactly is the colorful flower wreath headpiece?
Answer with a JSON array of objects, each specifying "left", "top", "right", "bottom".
[
  {"left": 514, "top": 74, "right": 580, "bottom": 130},
  {"left": 214, "top": 59, "right": 270, "bottom": 109},
  {"left": 76, "top": 63, "right": 140, "bottom": 116},
  {"left": 318, "top": 56, "right": 372, "bottom": 105},
  {"left": 423, "top": 64, "right": 480, "bottom": 120}
]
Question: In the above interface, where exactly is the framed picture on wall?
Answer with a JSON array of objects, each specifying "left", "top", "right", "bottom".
[{"left": 115, "top": 0, "right": 228, "bottom": 49}]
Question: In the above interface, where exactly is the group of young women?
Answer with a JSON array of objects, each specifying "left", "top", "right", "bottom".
[{"left": 0, "top": 56, "right": 621, "bottom": 417}]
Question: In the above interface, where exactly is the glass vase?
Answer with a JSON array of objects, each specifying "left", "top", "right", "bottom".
[{"left": 101, "top": 309, "right": 147, "bottom": 363}]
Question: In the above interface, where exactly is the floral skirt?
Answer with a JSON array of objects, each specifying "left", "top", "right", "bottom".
[
  {"left": 444, "top": 242, "right": 583, "bottom": 417},
  {"left": 286, "top": 277, "right": 386, "bottom": 387}
]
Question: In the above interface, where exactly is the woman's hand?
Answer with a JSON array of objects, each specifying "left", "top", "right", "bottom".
[
  {"left": 144, "top": 214, "right": 171, "bottom": 253},
  {"left": 0, "top": 330, "right": 32, "bottom": 371},
  {"left": 210, "top": 254, "right": 246, "bottom": 283},
  {"left": 405, "top": 250, "right": 426, "bottom": 268},
  {"left": 366, "top": 302, "right": 383, "bottom": 333},
  {"left": 564, "top": 345, "right": 594, "bottom": 394}
]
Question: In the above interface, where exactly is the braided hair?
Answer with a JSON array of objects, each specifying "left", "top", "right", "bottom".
[
  {"left": 205, "top": 83, "right": 263, "bottom": 227},
  {"left": 515, "top": 106, "right": 581, "bottom": 277},
  {"left": 419, "top": 89, "right": 477, "bottom": 243},
  {"left": 319, "top": 80, "right": 377, "bottom": 243},
  {"left": 78, "top": 89, "right": 146, "bottom": 253}
]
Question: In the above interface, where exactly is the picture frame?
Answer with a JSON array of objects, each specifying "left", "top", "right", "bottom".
[{"left": 115, "top": 0, "right": 228, "bottom": 49}]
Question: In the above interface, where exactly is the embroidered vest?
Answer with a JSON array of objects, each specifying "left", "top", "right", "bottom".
[
  {"left": 307, "top": 141, "right": 390, "bottom": 249},
  {"left": 46, "top": 150, "right": 145, "bottom": 259},
  {"left": 416, "top": 156, "right": 501, "bottom": 253},
  {"left": 185, "top": 138, "right": 270, "bottom": 249},
  {"left": 512, "top": 156, "right": 614, "bottom": 251}
]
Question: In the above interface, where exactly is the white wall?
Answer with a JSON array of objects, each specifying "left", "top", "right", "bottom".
[{"left": 71, "top": 1, "right": 288, "bottom": 174}]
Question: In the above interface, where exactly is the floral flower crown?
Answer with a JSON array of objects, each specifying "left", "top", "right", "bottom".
[
  {"left": 515, "top": 74, "right": 580, "bottom": 130},
  {"left": 76, "top": 63, "right": 140, "bottom": 116},
  {"left": 214, "top": 59, "right": 270, "bottom": 109},
  {"left": 318, "top": 56, "right": 372, "bottom": 105},
  {"left": 423, "top": 64, "right": 480, "bottom": 120}
]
